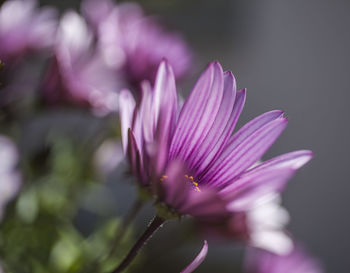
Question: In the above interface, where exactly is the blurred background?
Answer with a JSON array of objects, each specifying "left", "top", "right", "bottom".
[{"left": 1, "top": 0, "right": 349, "bottom": 272}]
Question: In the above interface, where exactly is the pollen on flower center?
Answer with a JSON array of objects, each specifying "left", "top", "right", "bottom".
[
  {"left": 160, "top": 175, "right": 168, "bottom": 182},
  {"left": 185, "top": 174, "right": 201, "bottom": 192},
  {"left": 160, "top": 174, "right": 201, "bottom": 192}
]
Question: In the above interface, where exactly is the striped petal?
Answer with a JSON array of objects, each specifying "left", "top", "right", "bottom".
[
  {"left": 169, "top": 62, "right": 224, "bottom": 162},
  {"left": 152, "top": 60, "right": 178, "bottom": 136},
  {"left": 195, "top": 88, "right": 246, "bottom": 176},
  {"left": 152, "top": 61, "right": 178, "bottom": 175},
  {"left": 225, "top": 110, "right": 284, "bottom": 150},
  {"left": 186, "top": 71, "right": 237, "bottom": 171},
  {"left": 180, "top": 241, "right": 208, "bottom": 273},
  {"left": 222, "top": 168, "right": 295, "bottom": 211},
  {"left": 202, "top": 114, "right": 287, "bottom": 187},
  {"left": 119, "top": 89, "right": 135, "bottom": 154},
  {"left": 248, "top": 150, "right": 313, "bottom": 174},
  {"left": 127, "top": 129, "right": 145, "bottom": 185}
]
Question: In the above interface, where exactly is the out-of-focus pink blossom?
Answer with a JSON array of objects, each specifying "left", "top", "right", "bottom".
[
  {"left": 200, "top": 194, "right": 292, "bottom": 255},
  {"left": 0, "top": 0, "right": 57, "bottom": 62},
  {"left": 42, "top": 11, "right": 120, "bottom": 115},
  {"left": 83, "top": 0, "right": 192, "bottom": 88},
  {"left": 120, "top": 60, "right": 312, "bottom": 252},
  {"left": 245, "top": 244, "right": 324, "bottom": 273},
  {"left": 0, "top": 135, "right": 21, "bottom": 221}
]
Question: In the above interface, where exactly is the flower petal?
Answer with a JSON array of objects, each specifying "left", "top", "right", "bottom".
[
  {"left": 127, "top": 129, "right": 145, "bottom": 185},
  {"left": 161, "top": 160, "right": 190, "bottom": 209},
  {"left": 248, "top": 150, "right": 313, "bottom": 173},
  {"left": 152, "top": 61, "right": 178, "bottom": 175},
  {"left": 181, "top": 189, "right": 229, "bottom": 222},
  {"left": 187, "top": 71, "right": 237, "bottom": 172},
  {"left": 169, "top": 62, "right": 224, "bottom": 162},
  {"left": 180, "top": 241, "right": 208, "bottom": 273},
  {"left": 225, "top": 110, "right": 284, "bottom": 150},
  {"left": 196, "top": 88, "right": 246, "bottom": 176},
  {"left": 119, "top": 89, "right": 135, "bottom": 154},
  {"left": 202, "top": 115, "right": 288, "bottom": 187},
  {"left": 222, "top": 167, "right": 295, "bottom": 211}
]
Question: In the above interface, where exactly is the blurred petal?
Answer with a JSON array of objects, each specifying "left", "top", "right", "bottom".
[
  {"left": 127, "top": 129, "right": 144, "bottom": 184},
  {"left": 250, "top": 230, "right": 293, "bottom": 255},
  {"left": 181, "top": 189, "right": 229, "bottom": 221},
  {"left": 245, "top": 244, "right": 324, "bottom": 273},
  {"left": 180, "top": 241, "right": 208, "bottom": 273},
  {"left": 119, "top": 89, "right": 136, "bottom": 154},
  {"left": 162, "top": 161, "right": 190, "bottom": 209},
  {"left": 223, "top": 168, "right": 295, "bottom": 211}
]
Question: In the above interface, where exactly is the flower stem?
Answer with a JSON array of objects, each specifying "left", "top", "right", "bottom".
[{"left": 111, "top": 215, "right": 166, "bottom": 273}]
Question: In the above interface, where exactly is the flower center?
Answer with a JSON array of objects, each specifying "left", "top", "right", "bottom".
[
  {"left": 185, "top": 174, "right": 201, "bottom": 192},
  {"left": 160, "top": 174, "right": 201, "bottom": 192}
]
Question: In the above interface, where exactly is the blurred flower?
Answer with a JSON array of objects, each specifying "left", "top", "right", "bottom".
[
  {"left": 0, "top": 0, "right": 57, "bottom": 62},
  {"left": 42, "top": 11, "right": 120, "bottom": 115},
  {"left": 94, "top": 140, "right": 124, "bottom": 177},
  {"left": 244, "top": 244, "right": 324, "bottom": 273},
  {"left": 82, "top": 0, "right": 192, "bottom": 89},
  {"left": 200, "top": 194, "right": 292, "bottom": 254},
  {"left": 120, "top": 61, "right": 312, "bottom": 248},
  {"left": 181, "top": 241, "right": 208, "bottom": 273},
  {"left": 0, "top": 135, "right": 21, "bottom": 221}
]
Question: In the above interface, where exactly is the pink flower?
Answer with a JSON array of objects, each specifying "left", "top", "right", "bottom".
[
  {"left": 42, "top": 11, "right": 120, "bottom": 115},
  {"left": 245, "top": 244, "right": 324, "bottom": 273},
  {"left": 120, "top": 60, "right": 312, "bottom": 251},
  {"left": 83, "top": 0, "right": 192, "bottom": 88},
  {"left": 0, "top": 135, "right": 21, "bottom": 221},
  {"left": 0, "top": 0, "right": 57, "bottom": 61}
]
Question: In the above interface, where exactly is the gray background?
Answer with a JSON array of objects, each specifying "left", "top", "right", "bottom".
[{"left": 40, "top": 0, "right": 350, "bottom": 272}]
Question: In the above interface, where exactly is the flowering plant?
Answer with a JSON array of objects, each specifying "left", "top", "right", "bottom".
[{"left": 0, "top": 0, "right": 322, "bottom": 272}]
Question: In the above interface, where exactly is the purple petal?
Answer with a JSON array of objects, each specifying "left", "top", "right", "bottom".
[
  {"left": 169, "top": 62, "right": 224, "bottom": 162},
  {"left": 119, "top": 89, "right": 136, "bottom": 154},
  {"left": 221, "top": 168, "right": 295, "bottom": 211},
  {"left": 81, "top": 0, "right": 114, "bottom": 28},
  {"left": 139, "top": 81, "right": 155, "bottom": 143},
  {"left": 180, "top": 241, "right": 208, "bottom": 273},
  {"left": 127, "top": 129, "right": 145, "bottom": 185},
  {"left": 245, "top": 245, "right": 324, "bottom": 273},
  {"left": 248, "top": 150, "right": 313, "bottom": 173},
  {"left": 202, "top": 115, "right": 288, "bottom": 187},
  {"left": 161, "top": 160, "right": 190, "bottom": 209},
  {"left": 187, "top": 71, "right": 237, "bottom": 172},
  {"left": 181, "top": 189, "right": 229, "bottom": 221},
  {"left": 226, "top": 110, "right": 284, "bottom": 150},
  {"left": 152, "top": 61, "right": 178, "bottom": 175},
  {"left": 196, "top": 88, "right": 246, "bottom": 176}
]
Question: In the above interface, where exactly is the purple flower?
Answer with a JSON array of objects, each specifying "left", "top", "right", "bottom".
[
  {"left": 0, "top": 135, "right": 21, "bottom": 221},
  {"left": 0, "top": 0, "right": 57, "bottom": 62},
  {"left": 82, "top": 0, "right": 192, "bottom": 88},
  {"left": 120, "top": 60, "right": 312, "bottom": 240},
  {"left": 42, "top": 11, "right": 120, "bottom": 115},
  {"left": 245, "top": 245, "right": 324, "bottom": 273}
]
